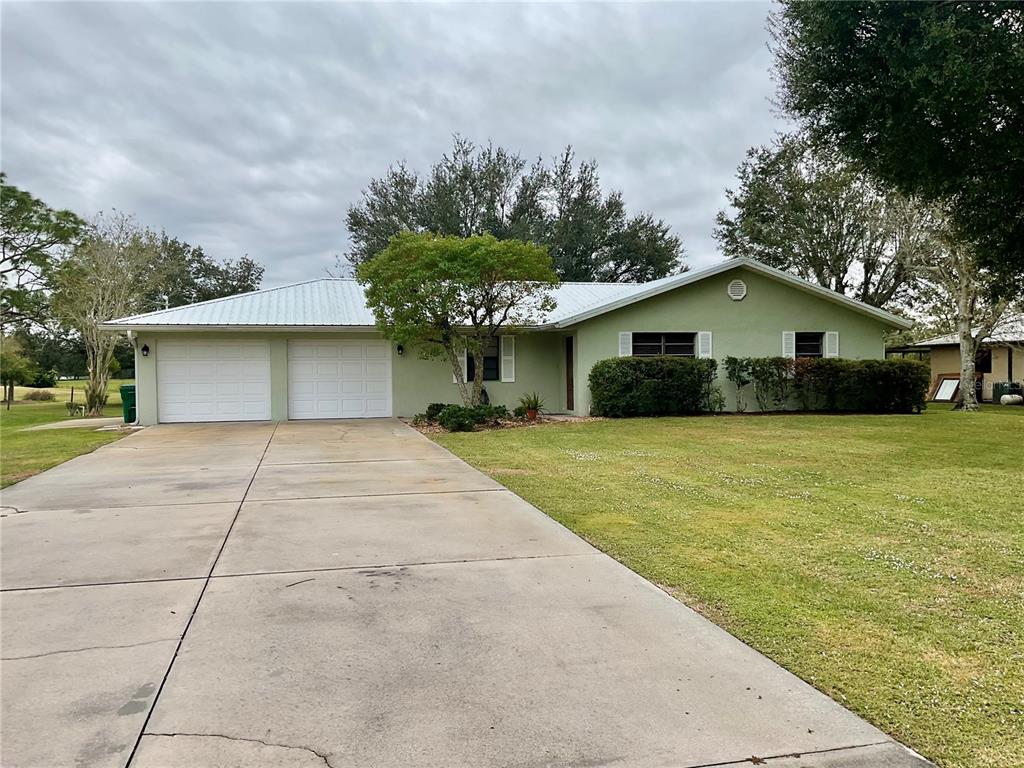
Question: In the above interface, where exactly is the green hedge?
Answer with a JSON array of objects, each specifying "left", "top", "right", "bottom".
[
  {"left": 793, "top": 357, "right": 930, "bottom": 413},
  {"left": 589, "top": 356, "right": 719, "bottom": 417}
]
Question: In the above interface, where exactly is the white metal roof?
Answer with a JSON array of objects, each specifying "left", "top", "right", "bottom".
[
  {"left": 102, "top": 278, "right": 640, "bottom": 329},
  {"left": 912, "top": 315, "right": 1024, "bottom": 346},
  {"left": 102, "top": 257, "right": 913, "bottom": 331}
]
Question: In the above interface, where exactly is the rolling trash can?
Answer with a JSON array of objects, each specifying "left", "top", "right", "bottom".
[{"left": 120, "top": 384, "right": 136, "bottom": 424}]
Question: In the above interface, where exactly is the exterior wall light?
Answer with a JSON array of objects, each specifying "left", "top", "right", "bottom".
[
  {"left": 396, "top": 344, "right": 404, "bottom": 356},
  {"left": 141, "top": 344, "right": 150, "bottom": 357}
]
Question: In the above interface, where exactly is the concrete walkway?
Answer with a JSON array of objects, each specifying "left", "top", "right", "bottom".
[
  {"left": 0, "top": 419, "right": 931, "bottom": 768},
  {"left": 21, "top": 415, "right": 124, "bottom": 431}
]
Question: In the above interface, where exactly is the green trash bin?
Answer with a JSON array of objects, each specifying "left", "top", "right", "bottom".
[
  {"left": 992, "top": 382, "right": 1010, "bottom": 404},
  {"left": 120, "top": 384, "right": 136, "bottom": 423}
]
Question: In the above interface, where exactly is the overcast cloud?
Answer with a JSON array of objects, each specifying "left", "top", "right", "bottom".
[{"left": 2, "top": 1, "right": 788, "bottom": 285}]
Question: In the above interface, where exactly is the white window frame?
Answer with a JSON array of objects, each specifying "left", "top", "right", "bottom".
[{"left": 500, "top": 335, "right": 516, "bottom": 382}]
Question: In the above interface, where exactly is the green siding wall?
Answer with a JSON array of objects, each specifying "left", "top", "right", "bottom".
[
  {"left": 571, "top": 265, "right": 892, "bottom": 413},
  {"left": 133, "top": 330, "right": 567, "bottom": 424}
]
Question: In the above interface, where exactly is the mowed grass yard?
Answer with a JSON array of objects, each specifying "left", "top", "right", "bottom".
[
  {"left": 1, "top": 379, "right": 132, "bottom": 488},
  {"left": 435, "top": 407, "right": 1024, "bottom": 768}
]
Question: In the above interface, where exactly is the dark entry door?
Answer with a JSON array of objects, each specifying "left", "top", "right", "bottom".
[{"left": 565, "top": 337, "right": 574, "bottom": 411}]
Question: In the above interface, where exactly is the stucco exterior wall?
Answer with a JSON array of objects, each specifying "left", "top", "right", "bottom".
[
  {"left": 571, "top": 266, "right": 892, "bottom": 414},
  {"left": 133, "top": 330, "right": 567, "bottom": 424},
  {"left": 928, "top": 344, "right": 1016, "bottom": 401}
]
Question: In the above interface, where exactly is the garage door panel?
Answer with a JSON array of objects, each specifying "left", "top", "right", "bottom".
[
  {"left": 288, "top": 340, "right": 391, "bottom": 420},
  {"left": 158, "top": 341, "right": 271, "bottom": 423}
]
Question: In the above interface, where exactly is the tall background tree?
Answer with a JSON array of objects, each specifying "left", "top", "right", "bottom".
[
  {"left": 910, "top": 230, "right": 1017, "bottom": 410},
  {"left": 143, "top": 234, "right": 264, "bottom": 310},
  {"left": 344, "top": 136, "right": 684, "bottom": 282},
  {"left": 771, "top": 1, "right": 1024, "bottom": 294},
  {"left": 714, "top": 134, "right": 935, "bottom": 309},
  {"left": 1, "top": 173, "right": 84, "bottom": 329},
  {"left": 357, "top": 232, "right": 558, "bottom": 406},
  {"left": 51, "top": 213, "right": 161, "bottom": 415}
]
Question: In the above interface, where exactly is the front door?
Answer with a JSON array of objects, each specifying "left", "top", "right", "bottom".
[{"left": 565, "top": 337, "right": 574, "bottom": 411}]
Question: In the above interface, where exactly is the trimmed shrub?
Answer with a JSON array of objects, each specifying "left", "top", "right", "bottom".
[
  {"left": 589, "top": 356, "right": 719, "bottom": 417},
  {"left": 792, "top": 357, "right": 929, "bottom": 413},
  {"left": 437, "top": 405, "right": 479, "bottom": 432},
  {"left": 425, "top": 402, "right": 450, "bottom": 422},
  {"left": 23, "top": 389, "right": 56, "bottom": 401}
]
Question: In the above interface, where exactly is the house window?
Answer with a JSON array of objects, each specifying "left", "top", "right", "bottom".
[
  {"left": 795, "top": 332, "right": 825, "bottom": 358},
  {"left": 632, "top": 332, "right": 696, "bottom": 357},
  {"left": 466, "top": 338, "right": 500, "bottom": 381},
  {"left": 975, "top": 348, "right": 992, "bottom": 374}
]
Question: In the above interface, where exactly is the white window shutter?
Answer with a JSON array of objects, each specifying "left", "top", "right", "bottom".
[
  {"left": 618, "top": 332, "right": 632, "bottom": 357},
  {"left": 825, "top": 331, "right": 840, "bottom": 358},
  {"left": 453, "top": 347, "right": 467, "bottom": 383},
  {"left": 500, "top": 335, "right": 515, "bottom": 382},
  {"left": 782, "top": 331, "right": 796, "bottom": 359},
  {"left": 697, "top": 331, "right": 713, "bottom": 359}
]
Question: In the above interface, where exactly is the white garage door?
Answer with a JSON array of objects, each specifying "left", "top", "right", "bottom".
[
  {"left": 157, "top": 340, "right": 271, "bottom": 423},
  {"left": 288, "top": 340, "right": 392, "bottom": 419}
]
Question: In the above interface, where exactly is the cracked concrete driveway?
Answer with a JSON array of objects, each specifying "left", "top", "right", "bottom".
[{"left": 0, "top": 419, "right": 932, "bottom": 768}]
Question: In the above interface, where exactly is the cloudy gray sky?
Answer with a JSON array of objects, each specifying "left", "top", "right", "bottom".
[{"left": 2, "top": 1, "right": 788, "bottom": 286}]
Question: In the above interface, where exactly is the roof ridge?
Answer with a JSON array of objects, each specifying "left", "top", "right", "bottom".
[{"left": 112, "top": 277, "right": 335, "bottom": 323}]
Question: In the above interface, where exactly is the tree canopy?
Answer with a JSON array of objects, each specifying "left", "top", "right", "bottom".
[
  {"left": 771, "top": 1, "right": 1024, "bottom": 292},
  {"left": 356, "top": 232, "right": 558, "bottom": 405},
  {"left": 714, "top": 134, "right": 936, "bottom": 308},
  {"left": 1, "top": 173, "right": 84, "bottom": 328},
  {"left": 143, "top": 234, "right": 264, "bottom": 310},
  {"left": 345, "top": 136, "right": 684, "bottom": 283}
]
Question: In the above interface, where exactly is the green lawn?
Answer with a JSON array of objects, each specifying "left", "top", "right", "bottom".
[
  {"left": 12, "top": 377, "right": 133, "bottom": 406},
  {"left": 434, "top": 407, "right": 1024, "bottom": 768},
  {"left": 0, "top": 393, "right": 128, "bottom": 488}
]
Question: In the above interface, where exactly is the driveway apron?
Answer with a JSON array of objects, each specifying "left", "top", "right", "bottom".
[{"left": 0, "top": 419, "right": 932, "bottom": 768}]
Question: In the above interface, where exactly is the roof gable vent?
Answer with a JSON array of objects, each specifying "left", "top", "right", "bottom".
[{"left": 727, "top": 279, "right": 747, "bottom": 301}]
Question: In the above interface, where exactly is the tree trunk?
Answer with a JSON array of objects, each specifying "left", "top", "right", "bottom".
[
  {"left": 470, "top": 352, "right": 485, "bottom": 406},
  {"left": 956, "top": 316, "right": 979, "bottom": 411},
  {"left": 446, "top": 344, "right": 471, "bottom": 406}
]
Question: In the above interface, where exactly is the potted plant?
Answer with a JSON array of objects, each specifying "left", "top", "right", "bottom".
[{"left": 519, "top": 392, "right": 545, "bottom": 421}]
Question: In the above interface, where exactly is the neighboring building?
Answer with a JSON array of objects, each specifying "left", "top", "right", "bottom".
[
  {"left": 102, "top": 257, "right": 911, "bottom": 424},
  {"left": 911, "top": 317, "right": 1023, "bottom": 403}
]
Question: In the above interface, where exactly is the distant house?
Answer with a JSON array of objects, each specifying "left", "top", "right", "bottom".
[
  {"left": 101, "top": 257, "right": 911, "bottom": 424},
  {"left": 911, "top": 317, "right": 1023, "bottom": 403}
]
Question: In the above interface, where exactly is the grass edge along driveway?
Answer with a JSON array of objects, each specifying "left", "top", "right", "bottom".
[
  {"left": 1, "top": 400, "right": 126, "bottom": 488},
  {"left": 434, "top": 408, "right": 1024, "bottom": 768}
]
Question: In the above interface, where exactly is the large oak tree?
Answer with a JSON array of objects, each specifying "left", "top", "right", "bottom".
[
  {"left": 715, "top": 134, "right": 935, "bottom": 309},
  {"left": 345, "top": 136, "right": 684, "bottom": 283},
  {"left": 771, "top": 1, "right": 1024, "bottom": 293}
]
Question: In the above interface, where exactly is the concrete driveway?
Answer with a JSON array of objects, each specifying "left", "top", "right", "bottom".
[{"left": 1, "top": 419, "right": 931, "bottom": 768}]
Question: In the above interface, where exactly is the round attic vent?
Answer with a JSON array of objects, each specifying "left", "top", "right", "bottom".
[{"left": 727, "top": 279, "right": 747, "bottom": 301}]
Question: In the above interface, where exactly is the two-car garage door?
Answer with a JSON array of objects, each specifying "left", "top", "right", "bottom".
[{"left": 155, "top": 339, "right": 392, "bottom": 422}]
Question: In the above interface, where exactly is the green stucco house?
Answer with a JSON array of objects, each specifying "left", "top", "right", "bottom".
[{"left": 103, "top": 257, "right": 912, "bottom": 424}]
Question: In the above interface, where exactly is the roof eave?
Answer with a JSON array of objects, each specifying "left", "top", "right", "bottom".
[{"left": 99, "top": 323, "right": 381, "bottom": 333}]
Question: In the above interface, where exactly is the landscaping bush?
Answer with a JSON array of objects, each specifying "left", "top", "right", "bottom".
[
  {"left": 425, "top": 402, "right": 450, "bottom": 422},
  {"left": 437, "top": 405, "right": 480, "bottom": 432},
  {"left": 23, "top": 389, "right": 56, "bottom": 401},
  {"left": 589, "top": 356, "right": 719, "bottom": 417},
  {"left": 436, "top": 403, "right": 511, "bottom": 431},
  {"left": 792, "top": 357, "right": 929, "bottom": 413}
]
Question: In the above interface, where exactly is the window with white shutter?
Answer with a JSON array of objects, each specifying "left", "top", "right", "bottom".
[
  {"left": 618, "top": 332, "right": 632, "bottom": 357},
  {"left": 697, "top": 331, "right": 713, "bottom": 359},
  {"left": 782, "top": 331, "right": 796, "bottom": 359},
  {"left": 824, "top": 331, "right": 840, "bottom": 358},
  {"left": 500, "top": 336, "right": 516, "bottom": 382}
]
